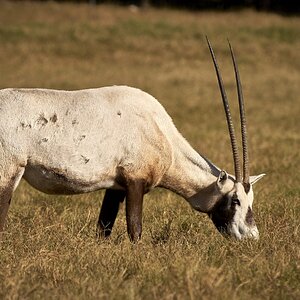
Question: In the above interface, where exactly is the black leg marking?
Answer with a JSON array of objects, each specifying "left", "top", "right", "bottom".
[
  {"left": 126, "top": 180, "right": 145, "bottom": 243},
  {"left": 97, "top": 189, "right": 126, "bottom": 238}
]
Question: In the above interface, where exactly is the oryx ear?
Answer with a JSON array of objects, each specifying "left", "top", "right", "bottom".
[
  {"left": 250, "top": 174, "right": 265, "bottom": 185},
  {"left": 217, "top": 170, "right": 228, "bottom": 189},
  {"left": 188, "top": 181, "right": 220, "bottom": 213}
]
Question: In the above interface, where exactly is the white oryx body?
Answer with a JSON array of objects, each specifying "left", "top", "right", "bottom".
[
  {"left": 0, "top": 40, "right": 265, "bottom": 242},
  {"left": 0, "top": 86, "right": 217, "bottom": 195}
]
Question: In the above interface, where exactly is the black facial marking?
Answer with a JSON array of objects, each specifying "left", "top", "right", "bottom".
[
  {"left": 209, "top": 195, "right": 236, "bottom": 234},
  {"left": 243, "top": 182, "right": 251, "bottom": 193},
  {"left": 232, "top": 192, "right": 241, "bottom": 206},
  {"left": 245, "top": 207, "right": 255, "bottom": 226}
]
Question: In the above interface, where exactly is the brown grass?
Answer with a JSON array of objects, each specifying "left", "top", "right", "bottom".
[{"left": 0, "top": 1, "right": 299, "bottom": 299}]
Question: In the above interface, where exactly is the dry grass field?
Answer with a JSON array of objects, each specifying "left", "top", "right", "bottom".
[{"left": 0, "top": 1, "right": 299, "bottom": 299}]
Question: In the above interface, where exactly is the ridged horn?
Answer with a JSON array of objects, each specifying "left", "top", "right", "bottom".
[
  {"left": 228, "top": 41, "right": 250, "bottom": 185},
  {"left": 206, "top": 36, "right": 242, "bottom": 183}
]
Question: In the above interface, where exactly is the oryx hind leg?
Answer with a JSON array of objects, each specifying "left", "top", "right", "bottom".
[
  {"left": 0, "top": 167, "right": 25, "bottom": 234},
  {"left": 97, "top": 189, "right": 126, "bottom": 238}
]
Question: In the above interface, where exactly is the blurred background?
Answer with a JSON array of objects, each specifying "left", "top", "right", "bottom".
[{"left": 7, "top": 0, "right": 300, "bottom": 14}]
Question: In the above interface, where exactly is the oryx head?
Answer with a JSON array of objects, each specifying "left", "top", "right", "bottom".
[{"left": 189, "top": 38, "right": 265, "bottom": 240}]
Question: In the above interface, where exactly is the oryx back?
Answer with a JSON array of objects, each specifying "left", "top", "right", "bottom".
[{"left": 0, "top": 86, "right": 173, "bottom": 194}]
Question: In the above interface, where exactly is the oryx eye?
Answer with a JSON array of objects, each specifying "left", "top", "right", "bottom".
[{"left": 232, "top": 195, "right": 240, "bottom": 206}]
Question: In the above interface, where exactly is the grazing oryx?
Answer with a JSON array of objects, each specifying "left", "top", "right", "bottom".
[{"left": 0, "top": 39, "right": 264, "bottom": 242}]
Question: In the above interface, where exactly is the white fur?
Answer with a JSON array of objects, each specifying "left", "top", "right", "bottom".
[{"left": 0, "top": 86, "right": 218, "bottom": 194}]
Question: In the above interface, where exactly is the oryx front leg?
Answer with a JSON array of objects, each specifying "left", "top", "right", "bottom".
[
  {"left": 0, "top": 168, "right": 25, "bottom": 234},
  {"left": 126, "top": 180, "right": 145, "bottom": 243},
  {"left": 97, "top": 189, "right": 126, "bottom": 238}
]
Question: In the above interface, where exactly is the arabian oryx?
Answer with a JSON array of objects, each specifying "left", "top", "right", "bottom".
[{"left": 0, "top": 39, "right": 264, "bottom": 242}]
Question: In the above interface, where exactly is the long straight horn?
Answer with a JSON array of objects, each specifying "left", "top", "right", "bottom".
[
  {"left": 228, "top": 41, "right": 250, "bottom": 185},
  {"left": 206, "top": 37, "right": 242, "bottom": 183}
]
